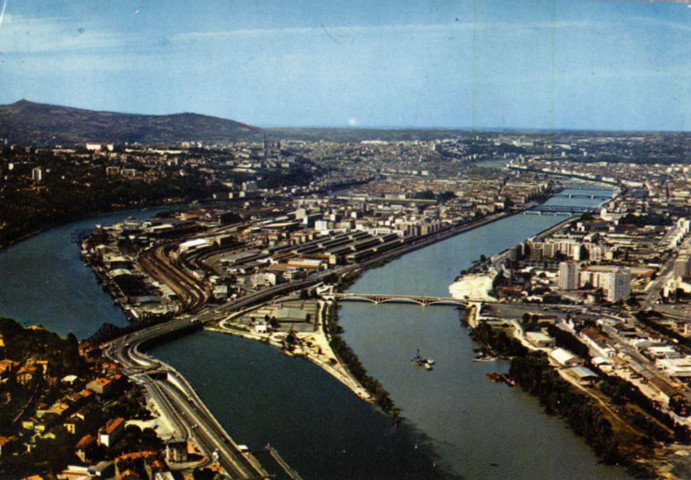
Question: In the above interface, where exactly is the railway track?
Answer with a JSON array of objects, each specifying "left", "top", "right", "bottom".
[{"left": 139, "top": 244, "right": 207, "bottom": 312}]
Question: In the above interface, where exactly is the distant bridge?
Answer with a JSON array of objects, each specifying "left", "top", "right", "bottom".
[
  {"left": 561, "top": 185, "right": 615, "bottom": 191},
  {"left": 532, "top": 204, "right": 594, "bottom": 214},
  {"left": 523, "top": 210, "right": 571, "bottom": 216},
  {"left": 553, "top": 193, "right": 610, "bottom": 200},
  {"left": 333, "top": 293, "right": 466, "bottom": 307}
]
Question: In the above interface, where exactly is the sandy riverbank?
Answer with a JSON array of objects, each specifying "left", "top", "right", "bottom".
[
  {"left": 209, "top": 301, "right": 373, "bottom": 404},
  {"left": 449, "top": 272, "right": 496, "bottom": 302}
]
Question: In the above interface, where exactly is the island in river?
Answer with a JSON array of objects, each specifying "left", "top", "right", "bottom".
[{"left": 2, "top": 180, "right": 689, "bottom": 479}]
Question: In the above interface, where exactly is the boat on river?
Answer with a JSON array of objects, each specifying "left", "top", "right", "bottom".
[
  {"left": 486, "top": 372, "right": 516, "bottom": 386},
  {"left": 412, "top": 349, "right": 435, "bottom": 370},
  {"left": 473, "top": 348, "right": 496, "bottom": 362},
  {"left": 473, "top": 355, "right": 497, "bottom": 363}
]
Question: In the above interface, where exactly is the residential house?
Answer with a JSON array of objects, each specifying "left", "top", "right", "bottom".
[{"left": 99, "top": 417, "right": 125, "bottom": 447}]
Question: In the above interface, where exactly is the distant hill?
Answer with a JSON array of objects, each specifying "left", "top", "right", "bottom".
[{"left": 0, "top": 100, "right": 261, "bottom": 146}]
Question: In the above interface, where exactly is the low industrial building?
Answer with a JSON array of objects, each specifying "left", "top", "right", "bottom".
[
  {"left": 567, "top": 366, "right": 599, "bottom": 385},
  {"left": 525, "top": 331, "right": 556, "bottom": 348},
  {"left": 549, "top": 348, "right": 580, "bottom": 368},
  {"left": 658, "top": 358, "right": 691, "bottom": 378}
]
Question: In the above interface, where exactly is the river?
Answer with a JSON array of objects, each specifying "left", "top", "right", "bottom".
[
  {"left": 152, "top": 188, "right": 633, "bottom": 479},
  {"left": 338, "top": 192, "right": 632, "bottom": 479},
  {"left": 0, "top": 208, "right": 168, "bottom": 339},
  {"left": 0, "top": 189, "right": 634, "bottom": 479}
]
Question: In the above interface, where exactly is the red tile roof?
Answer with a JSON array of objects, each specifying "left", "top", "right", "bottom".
[{"left": 104, "top": 417, "right": 125, "bottom": 434}]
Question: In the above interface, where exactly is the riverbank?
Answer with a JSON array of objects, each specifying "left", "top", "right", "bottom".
[
  {"left": 465, "top": 302, "right": 690, "bottom": 480},
  {"left": 448, "top": 183, "right": 620, "bottom": 304},
  {"left": 197, "top": 206, "right": 551, "bottom": 412},
  {"left": 507, "top": 165, "right": 619, "bottom": 189},
  {"left": 301, "top": 190, "right": 581, "bottom": 414},
  {"left": 449, "top": 273, "right": 495, "bottom": 301},
  {"left": 211, "top": 299, "right": 373, "bottom": 404},
  {"left": 447, "top": 215, "right": 578, "bottom": 302},
  {"left": 0, "top": 200, "right": 184, "bottom": 252},
  {"left": 0, "top": 181, "right": 635, "bottom": 480},
  {"left": 208, "top": 292, "right": 405, "bottom": 418}
]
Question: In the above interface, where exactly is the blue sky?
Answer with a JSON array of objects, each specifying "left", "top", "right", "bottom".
[{"left": 0, "top": 0, "right": 689, "bottom": 130}]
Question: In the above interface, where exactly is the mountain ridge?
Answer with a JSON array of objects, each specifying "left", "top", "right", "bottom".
[{"left": 0, "top": 99, "right": 261, "bottom": 146}]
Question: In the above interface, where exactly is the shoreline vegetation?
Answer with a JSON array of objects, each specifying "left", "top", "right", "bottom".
[
  {"left": 2, "top": 180, "right": 630, "bottom": 476},
  {"left": 0, "top": 200, "right": 175, "bottom": 252},
  {"left": 0, "top": 157, "right": 214, "bottom": 251},
  {"left": 206, "top": 301, "right": 374, "bottom": 404},
  {"left": 466, "top": 313, "right": 689, "bottom": 479},
  {"left": 313, "top": 194, "right": 569, "bottom": 412},
  {"left": 82, "top": 200, "right": 529, "bottom": 419},
  {"left": 120, "top": 187, "right": 579, "bottom": 423},
  {"left": 323, "top": 301, "right": 398, "bottom": 418},
  {"left": 200, "top": 204, "right": 536, "bottom": 422},
  {"left": 206, "top": 265, "right": 402, "bottom": 417}
]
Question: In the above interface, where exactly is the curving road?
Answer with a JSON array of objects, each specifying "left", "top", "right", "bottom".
[
  {"left": 101, "top": 267, "right": 355, "bottom": 478},
  {"left": 101, "top": 212, "right": 532, "bottom": 477},
  {"left": 104, "top": 318, "right": 271, "bottom": 478}
]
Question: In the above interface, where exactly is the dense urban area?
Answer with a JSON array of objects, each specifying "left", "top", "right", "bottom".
[{"left": 4, "top": 129, "right": 691, "bottom": 480}]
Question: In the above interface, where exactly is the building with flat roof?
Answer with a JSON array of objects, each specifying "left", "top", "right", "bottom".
[
  {"left": 274, "top": 307, "right": 310, "bottom": 323},
  {"left": 549, "top": 348, "right": 579, "bottom": 367},
  {"left": 568, "top": 366, "right": 599, "bottom": 385},
  {"left": 658, "top": 358, "right": 691, "bottom": 378},
  {"left": 525, "top": 331, "right": 556, "bottom": 348},
  {"left": 558, "top": 261, "right": 580, "bottom": 290}
]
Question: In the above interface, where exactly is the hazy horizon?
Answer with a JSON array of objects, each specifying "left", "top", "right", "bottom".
[
  {"left": 4, "top": 97, "right": 691, "bottom": 134},
  {"left": 1, "top": 1, "right": 690, "bottom": 132}
]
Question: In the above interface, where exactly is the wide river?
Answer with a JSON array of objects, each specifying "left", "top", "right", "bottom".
[
  {"left": 0, "top": 189, "right": 634, "bottom": 479},
  {"left": 0, "top": 208, "right": 168, "bottom": 338}
]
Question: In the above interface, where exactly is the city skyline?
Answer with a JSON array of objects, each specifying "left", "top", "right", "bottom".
[{"left": 0, "top": 0, "right": 690, "bottom": 131}]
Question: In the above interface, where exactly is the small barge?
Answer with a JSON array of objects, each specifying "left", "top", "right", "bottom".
[{"left": 412, "top": 349, "right": 435, "bottom": 371}]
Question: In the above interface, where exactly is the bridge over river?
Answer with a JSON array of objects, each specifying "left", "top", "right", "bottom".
[
  {"left": 552, "top": 193, "right": 610, "bottom": 200},
  {"left": 531, "top": 204, "right": 594, "bottom": 214},
  {"left": 332, "top": 292, "right": 467, "bottom": 307}
]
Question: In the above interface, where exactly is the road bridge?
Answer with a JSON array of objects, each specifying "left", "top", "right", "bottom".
[
  {"left": 333, "top": 293, "right": 466, "bottom": 307},
  {"left": 532, "top": 204, "right": 594, "bottom": 214},
  {"left": 553, "top": 193, "right": 610, "bottom": 200},
  {"left": 104, "top": 317, "right": 276, "bottom": 479},
  {"left": 560, "top": 184, "right": 613, "bottom": 191},
  {"left": 100, "top": 269, "right": 348, "bottom": 479},
  {"left": 523, "top": 210, "right": 572, "bottom": 216}
]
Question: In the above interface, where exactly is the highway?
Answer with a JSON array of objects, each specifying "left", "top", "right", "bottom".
[
  {"left": 157, "top": 380, "right": 267, "bottom": 478},
  {"left": 106, "top": 213, "right": 619, "bottom": 477},
  {"left": 97, "top": 207, "right": 576, "bottom": 477},
  {"left": 104, "top": 317, "right": 272, "bottom": 478},
  {"left": 101, "top": 264, "right": 357, "bottom": 478}
]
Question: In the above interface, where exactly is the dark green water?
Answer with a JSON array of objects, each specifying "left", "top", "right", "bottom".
[
  {"left": 0, "top": 208, "right": 167, "bottom": 338},
  {"left": 152, "top": 332, "right": 447, "bottom": 479},
  {"left": 0, "top": 189, "right": 633, "bottom": 479}
]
